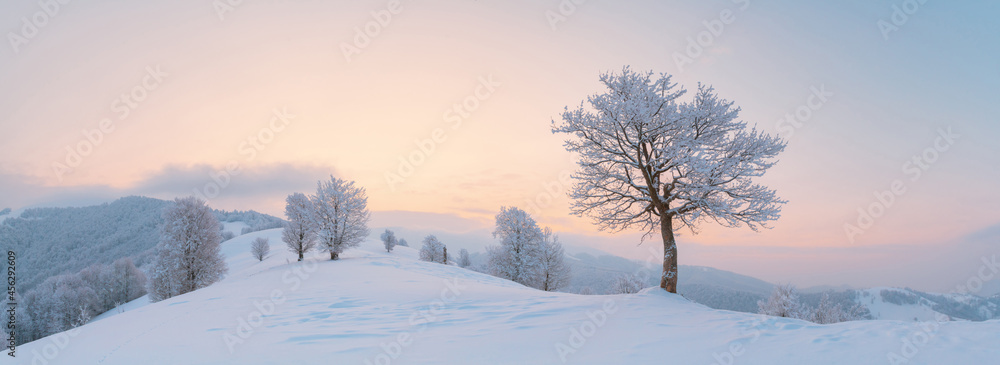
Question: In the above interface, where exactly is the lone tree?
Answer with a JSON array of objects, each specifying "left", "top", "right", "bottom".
[
  {"left": 486, "top": 206, "right": 544, "bottom": 288},
  {"left": 282, "top": 192, "right": 317, "bottom": 261},
  {"left": 552, "top": 67, "right": 786, "bottom": 293},
  {"left": 148, "top": 196, "right": 228, "bottom": 302},
  {"left": 311, "top": 176, "right": 371, "bottom": 260},
  {"left": 251, "top": 237, "right": 270, "bottom": 261},
  {"left": 419, "top": 235, "right": 447, "bottom": 264},
  {"left": 380, "top": 229, "right": 397, "bottom": 252},
  {"left": 457, "top": 248, "right": 472, "bottom": 268},
  {"left": 537, "top": 227, "right": 571, "bottom": 292}
]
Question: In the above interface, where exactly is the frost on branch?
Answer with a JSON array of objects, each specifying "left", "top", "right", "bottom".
[
  {"left": 310, "top": 176, "right": 371, "bottom": 260},
  {"left": 551, "top": 67, "right": 786, "bottom": 291}
]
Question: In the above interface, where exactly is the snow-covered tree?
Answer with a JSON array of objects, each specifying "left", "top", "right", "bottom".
[
  {"left": 578, "top": 286, "right": 596, "bottom": 295},
  {"left": 458, "top": 248, "right": 472, "bottom": 268},
  {"left": 486, "top": 206, "right": 544, "bottom": 288},
  {"left": 419, "top": 235, "right": 447, "bottom": 263},
  {"left": 609, "top": 273, "right": 645, "bottom": 294},
  {"left": 109, "top": 257, "right": 147, "bottom": 306},
  {"left": 758, "top": 284, "right": 805, "bottom": 319},
  {"left": 311, "top": 176, "right": 371, "bottom": 260},
  {"left": 147, "top": 196, "right": 228, "bottom": 302},
  {"left": 381, "top": 229, "right": 397, "bottom": 252},
  {"left": 251, "top": 237, "right": 270, "bottom": 261},
  {"left": 282, "top": 192, "right": 317, "bottom": 261},
  {"left": 552, "top": 67, "right": 787, "bottom": 293},
  {"left": 537, "top": 228, "right": 571, "bottom": 292},
  {"left": 397, "top": 238, "right": 408, "bottom": 247},
  {"left": 810, "top": 292, "right": 867, "bottom": 324}
]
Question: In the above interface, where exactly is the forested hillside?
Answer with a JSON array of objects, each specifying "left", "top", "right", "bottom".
[
  {"left": 0, "top": 196, "right": 285, "bottom": 293},
  {"left": 1, "top": 196, "right": 169, "bottom": 291}
]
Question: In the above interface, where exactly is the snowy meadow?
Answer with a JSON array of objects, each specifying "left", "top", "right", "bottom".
[{"left": 3, "top": 1, "right": 1000, "bottom": 365}]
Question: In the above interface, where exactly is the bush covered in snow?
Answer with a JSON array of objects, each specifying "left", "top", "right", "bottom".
[{"left": 148, "top": 197, "right": 228, "bottom": 302}]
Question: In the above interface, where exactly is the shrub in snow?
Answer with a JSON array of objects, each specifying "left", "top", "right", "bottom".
[
  {"left": 537, "top": 228, "right": 571, "bottom": 292},
  {"left": 609, "top": 274, "right": 644, "bottom": 294},
  {"left": 221, "top": 230, "right": 236, "bottom": 241},
  {"left": 551, "top": 67, "right": 786, "bottom": 293},
  {"left": 381, "top": 229, "right": 397, "bottom": 252},
  {"left": 458, "top": 249, "right": 472, "bottom": 268},
  {"left": 419, "top": 235, "right": 447, "bottom": 264},
  {"left": 310, "top": 176, "right": 371, "bottom": 260},
  {"left": 397, "top": 238, "right": 408, "bottom": 247},
  {"left": 282, "top": 192, "right": 317, "bottom": 261},
  {"left": 578, "top": 286, "right": 596, "bottom": 295},
  {"left": 811, "top": 292, "right": 868, "bottom": 324},
  {"left": 758, "top": 284, "right": 805, "bottom": 319},
  {"left": 148, "top": 196, "right": 228, "bottom": 302},
  {"left": 251, "top": 237, "right": 270, "bottom": 261}
]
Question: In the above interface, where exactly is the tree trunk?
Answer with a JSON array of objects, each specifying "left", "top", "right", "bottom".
[
  {"left": 298, "top": 252, "right": 304, "bottom": 261},
  {"left": 660, "top": 214, "right": 678, "bottom": 293},
  {"left": 331, "top": 251, "right": 338, "bottom": 260}
]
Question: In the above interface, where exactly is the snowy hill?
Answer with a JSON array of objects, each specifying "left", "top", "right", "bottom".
[
  {"left": 17, "top": 230, "right": 1000, "bottom": 364},
  {"left": 856, "top": 287, "right": 1000, "bottom": 322},
  {"left": 0, "top": 196, "right": 283, "bottom": 293}
]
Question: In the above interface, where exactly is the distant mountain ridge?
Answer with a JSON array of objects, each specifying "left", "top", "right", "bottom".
[{"left": 0, "top": 196, "right": 283, "bottom": 292}]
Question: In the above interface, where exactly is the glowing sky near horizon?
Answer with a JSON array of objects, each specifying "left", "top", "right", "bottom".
[{"left": 1, "top": 0, "right": 998, "bottom": 260}]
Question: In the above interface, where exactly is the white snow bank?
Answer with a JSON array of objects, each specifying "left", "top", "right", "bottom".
[{"left": 17, "top": 230, "right": 1000, "bottom": 364}]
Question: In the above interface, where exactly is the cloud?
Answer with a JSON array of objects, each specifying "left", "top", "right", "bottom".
[{"left": 0, "top": 163, "right": 338, "bottom": 213}]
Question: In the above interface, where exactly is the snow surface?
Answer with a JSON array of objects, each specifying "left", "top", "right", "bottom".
[{"left": 14, "top": 229, "right": 1000, "bottom": 364}]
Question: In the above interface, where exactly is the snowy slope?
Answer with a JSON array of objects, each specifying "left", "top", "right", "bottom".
[
  {"left": 14, "top": 229, "right": 1000, "bottom": 365},
  {"left": 857, "top": 288, "right": 945, "bottom": 322}
]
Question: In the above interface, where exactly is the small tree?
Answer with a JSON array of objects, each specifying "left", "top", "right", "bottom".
[
  {"left": 148, "top": 196, "right": 228, "bottom": 302},
  {"left": 283, "top": 192, "right": 317, "bottom": 261},
  {"left": 311, "top": 176, "right": 371, "bottom": 260},
  {"left": 810, "top": 292, "right": 868, "bottom": 324},
  {"left": 758, "top": 284, "right": 804, "bottom": 319},
  {"left": 458, "top": 249, "right": 472, "bottom": 268},
  {"left": 419, "top": 235, "right": 446, "bottom": 263},
  {"left": 537, "top": 228, "right": 571, "bottom": 292},
  {"left": 486, "top": 206, "right": 544, "bottom": 288},
  {"left": 110, "top": 257, "right": 147, "bottom": 306},
  {"left": 381, "top": 229, "right": 397, "bottom": 252},
  {"left": 397, "top": 238, "right": 409, "bottom": 247},
  {"left": 251, "top": 237, "right": 270, "bottom": 261},
  {"left": 610, "top": 273, "right": 644, "bottom": 294},
  {"left": 578, "top": 287, "right": 596, "bottom": 295},
  {"left": 552, "top": 68, "right": 787, "bottom": 293}
]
